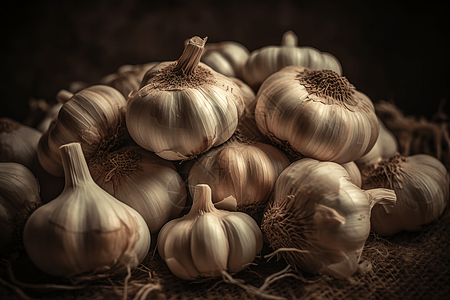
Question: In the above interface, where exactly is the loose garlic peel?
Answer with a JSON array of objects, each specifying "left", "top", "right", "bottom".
[
  {"left": 157, "top": 184, "right": 263, "bottom": 280},
  {"left": 23, "top": 142, "right": 150, "bottom": 278},
  {"left": 37, "top": 85, "right": 128, "bottom": 177},
  {"left": 261, "top": 158, "right": 396, "bottom": 278},
  {"left": 89, "top": 145, "right": 187, "bottom": 234},
  {"left": 255, "top": 66, "right": 379, "bottom": 164},
  {"left": 188, "top": 137, "right": 290, "bottom": 211},
  {"left": 362, "top": 153, "right": 449, "bottom": 236},
  {"left": 126, "top": 36, "right": 245, "bottom": 161}
]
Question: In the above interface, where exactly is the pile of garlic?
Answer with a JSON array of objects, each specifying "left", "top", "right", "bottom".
[{"left": 1, "top": 31, "right": 449, "bottom": 292}]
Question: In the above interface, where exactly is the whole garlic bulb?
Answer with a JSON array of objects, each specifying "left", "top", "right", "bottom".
[
  {"left": 188, "top": 137, "right": 290, "bottom": 211},
  {"left": 255, "top": 66, "right": 379, "bottom": 164},
  {"left": 37, "top": 85, "right": 128, "bottom": 177},
  {"left": 242, "top": 30, "right": 342, "bottom": 90},
  {"left": 261, "top": 158, "right": 396, "bottom": 278},
  {"left": 126, "top": 36, "right": 245, "bottom": 161},
  {"left": 356, "top": 117, "right": 398, "bottom": 168},
  {"left": 0, "top": 117, "right": 64, "bottom": 202},
  {"left": 200, "top": 40, "right": 250, "bottom": 79},
  {"left": 362, "top": 153, "right": 449, "bottom": 236},
  {"left": 23, "top": 142, "right": 151, "bottom": 278},
  {"left": 89, "top": 145, "right": 187, "bottom": 234},
  {"left": 99, "top": 62, "right": 159, "bottom": 98},
  {"left": 0, "top": 162, "right": 42, "bottom": 256},
  {"left": 157, "top": 184, "right": 263, "bottom": 280}
]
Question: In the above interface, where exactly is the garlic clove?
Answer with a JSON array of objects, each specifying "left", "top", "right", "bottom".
[
  {"left": 223, "top": 213, "right": 263, "bottom": 272},
  {"left": 191, "top": 213, "right": 230, "bottom": 277}
]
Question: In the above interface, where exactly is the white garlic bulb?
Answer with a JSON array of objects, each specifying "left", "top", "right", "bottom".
[
  {"left": 23, "top": 142, "right": 150, "bottom": 278},
  {"left": 89, "top": 145, "right": 187, "bottom": 234},
  {"left": 0, "top": 117, "right": 64, "bottom": 202},
  {"left": 157, "top": 184, "right": 263, "bottom": 280},
  {"left": 241, "top": 30, "right": 342, "bottom": 90},
  {"left": 37, "top": 85, "right": 128, "bottom": 177},
  {"left": 0, "top": 162, "right": 42, "bottom": 255},
  {"left": 126, "top": 36, "right": 245, "bottom": 161},
  {"left": 188, "top": 137, "right": 289, "bottom": 212},
  {"left": 356, "top": 117, "right": 398, "bottom": 167},
  {"left": 261, "top": 158, "right": 396, "bottom": 278},
  {"left": 362, "top": 153, "right": 449, "bottom": 236},
  {"left": 200, "top": 40, "right": 250, "bottom": 79},
  {"left": 255, "top": 66, "right": 379, "bottom": 164}
]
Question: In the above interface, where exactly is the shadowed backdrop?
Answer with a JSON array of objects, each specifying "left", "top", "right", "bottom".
[{"left": 1, "top": 0, "right": 449, "bottom": 123}]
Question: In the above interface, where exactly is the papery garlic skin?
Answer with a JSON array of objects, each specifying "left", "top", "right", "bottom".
[
  {"left": 0, "top": 162, "right": 42, "bottom": 255},
  {"left": 157, "top": 184, "right": 263, "bottom": 280},
  {"left": 90, "top": 146, "right": 187, "bottom": 234},
  {"left": 24, "top": 142, "right": 150, "bottom": 278},
  {"left": 201, "top": 41, "right": 250, "bottom": 79},
  {"left": 0, "top": 118, "right": 64, "bottom": 202},
  {"left": 255, "top": 66, "right": 379, "bottom": 164},
  {"left": 241, "top": 30, "right": 342, "bottom": 90},
  {"left": 362, "top": 153, "right": 449, "bottom": 236},
  {"left": 126, "top": 37, "right": 245, "bottom": 161},
  {"left": 356, "top": 117, "right": 398, "bottom": 167},
  {"left": 188, "top": 138, "right": 289, "bottom": 210},
  {"left": 261, "top": 158, "right": 396, "bottom": 278},
  {"left": 37, "top": 85, "right": 127, "bottom": 177}
]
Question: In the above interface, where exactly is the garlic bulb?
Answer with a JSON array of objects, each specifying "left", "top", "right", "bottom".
[
  {"left": 255, "top": 66, "right": 379, "bottom": 164},
  {"left": 261, "top": 158, "right": 396, "bottom": 278},
  {"left": 0, "top": 117, "right": 64, "bottom": 202},
  {"left": 126, "top": 36, "right": 245, "bottom": 161},
  {"left": 200, "top": 40, "right": 250, "bottom": 79},
  {"left": 356, "top": 117, "right": 398, "bottom": 168},
  {"left": 37, "top": 85, "right": 128, "bottom": 177},
  {"left": 89, "top": 145, "right": 187, "bottom": 234},
  {"left": 188, "top": 137, "right": 290, "bottom": 211},
  {"left": 100, "top": 62, "right": 159, "bottom": 98},
  {"left": 361, "top": 153, "right": 449, "bottom": 236},
  {"left": 0, "top": 162, "right": 42, "bottom": 256},
  {"left": 157, "top": 184, "right": 263, "bottom": 280},
  {"left": 23, "top": 142, "right": 150, "bottom": 278},
  {"left": 242, "top": 30, "right": 342, "bottom": 90}
]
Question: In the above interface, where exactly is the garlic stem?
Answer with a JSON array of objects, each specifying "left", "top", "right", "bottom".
[
  {"left": 281, "top": 30, "right": 298, "bottom": 47},
  {"left": 174, "top": 36, "right": 208, "bottom": 75},
  {"left": 189, "top": 184, "right": 216, "bottom": 214},
  {"left": 56, "top": 89, "right": 74, "bottom": 104},
  {"left": 60, "top": 143, "right": 92, "bottom": 188}
]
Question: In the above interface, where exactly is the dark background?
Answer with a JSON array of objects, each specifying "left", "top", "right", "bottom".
[{"left": 1, "top": 0, "right": 449, "bottom": 124}]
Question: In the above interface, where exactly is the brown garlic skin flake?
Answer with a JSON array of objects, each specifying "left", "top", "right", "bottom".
[
  {"left": 255, "top": 66, "right": 379, "bottom": 164},
  {"left": 126, "top": 36, "right": 245, "bottom": 161},
  {"left": 362, "top": 153, "right": 449, "bottom": 236}
]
